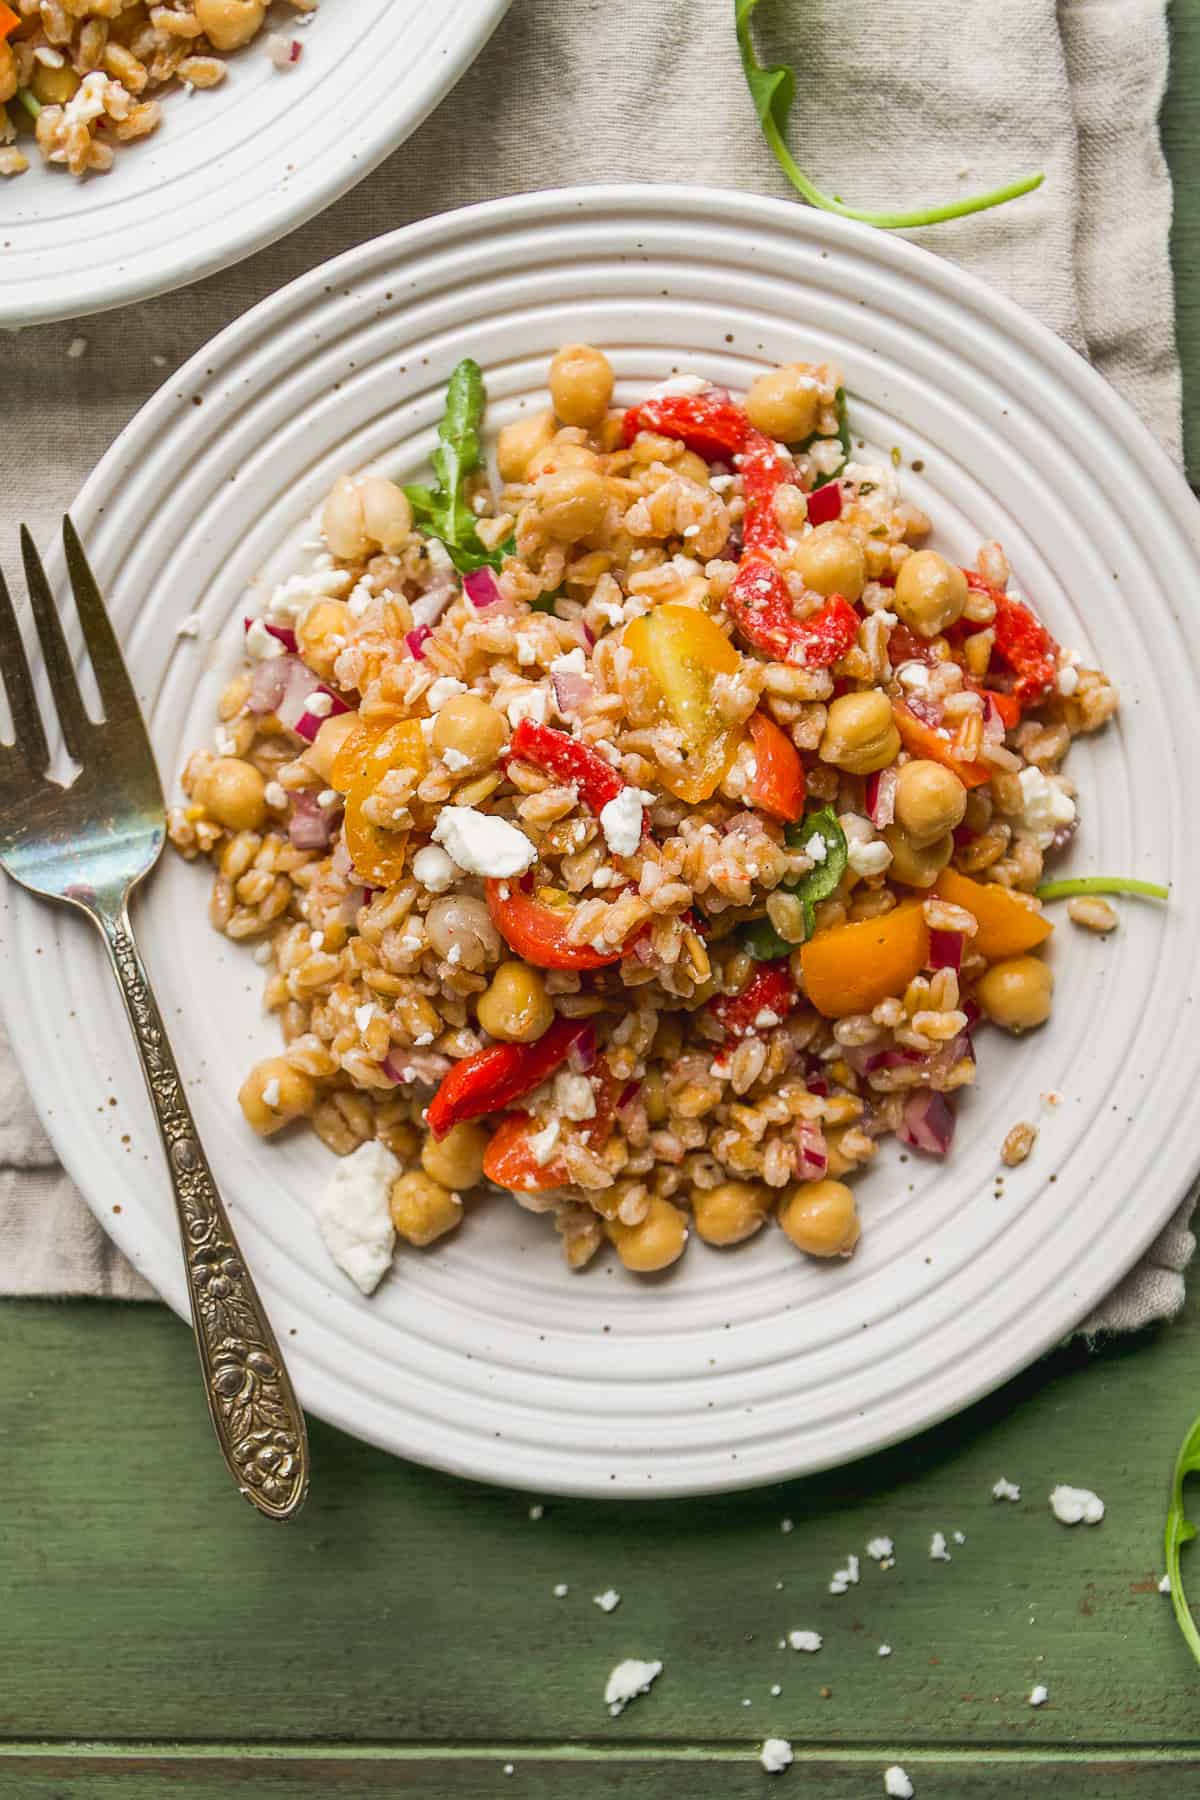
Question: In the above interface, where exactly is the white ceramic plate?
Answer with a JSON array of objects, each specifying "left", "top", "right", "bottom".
[
  {"left": 4, "top": 187, "right": 1198, "bottom": 1498},
  {"left": 0, "top": 0, "right": 510, "bottom": 328}
]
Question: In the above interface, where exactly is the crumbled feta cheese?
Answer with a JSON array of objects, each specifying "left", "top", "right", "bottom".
[
  {"left": 878, "top": 1644, "right": 893, "bottom": 1657},
  {"left": 214, "top": 726, "right": 237, "bottom": 756},
  {"left": 952, "top": 1530, "right": 966, "bottom": 1546},
  {"left": 555, "top": 1072, "right": 597, "bottom": 1122},
  {"left": 318, "top": 789, "right": 339, "bottom": 808},
  {"left": 515, "top": 633, "right": 538, "bottom": 666},
  {"left": 442, "top": 746, "right": 471, "bottom": 772},
  {"left": 646, "top": 374, "right": 711, "bottom": 397},
  {"left": 261, "top": 1077, "right": 281, "bottom": 1109},
  {"left": 1017, "top": 766, "right": 1076, "bottom": 849},
  {"left": 554, "top": 1583, "right": 569, "bottom": 1598},
  {"left": 425, "top": 676, "right": 468, "bottom": 712},
  {"left": 412, "top": 844, "right": 458, "bottom": 893},
  {"left": 353, "top": 1002, "right": 378, "bottom": 1035},
  {"left": 527, "top": 1119, "right": 561, "bottom": 1166},
  {"left": 754, "top": 1009, "right": 781, "bottom": 1030},
  {"left": 176, "top": 612, "right": 202, "bottom": 639},
  {"left": 599, "top": 786, "right": 652, "bottom": 859},
  {"left": 264, "top": 780, "right": 288, "bottom": 810},
  {"left": 593, "top": 1589, "right": 621, "bottom": 1613},
  {"left": 1049, "top": 1484, "right": 1104, "bottom": 1526},
  {"left": 505, "top": 686, "right": 549, "bottom": 728},
  {"left": 431, "top": 806, "right": 535, "bottom": 879},
  {"left": 309, "top": 931, "right": 324, "bottom": 951},
  {"left": 866, "top": 1536, "right": 894, "bottom": 1562},
  {"left": 528, "top": 1503, "right": 544, "bottom": 1520},
  {"left": 929, "top": 1532, "right": 951, "bottom": 1561},
  {"left": 315, "top": 1140, "right": 399, "bottom": 1295},
  {"left": 1056, "top": 664, "right": 1079, "bottom": 697},
  {"left": 993, "top": 1478, "right": 1022, "bottom": 1502},
  {"left": 550, "top": 647, "right": 587, "bottom": 676},
  {"left": 604, "top": 1658, "right": 663, "bottom": 1716},
  {"left": 245, "top": 617, "right": 286, "bottom": 661},
  {"left": 884, "top": 1767, "right": 914, "bottom": 1799},
  {"left": 897, "top": 660, "right": 931, "bottom": 691},
  {"left": 347, "top": 579, "right": 375, "bottom": 619},
  {"left": 760, "top": 1738, "right": 794, "bottom": 1775},
  {"left": 829, "top": 1553, "right": 860, "bottom": 1594},
  {"left": 770, "top": 1683, "right": 782, "bottom": 1695},
  {"left": 709, "top": 473, "right": 735, "bottom": 492},
  {"left": 1160, "top": 1573, "right": 1172, "bottom": 1594},
  {"left": 1029, "top": 1684, "right": 1048, "bottom": 1707},
  {"left": 780, "top": 1518, "right": 795, "bottom": 1534},
  {"left": 264, "top": 565, "right": 352, "bottom": 624},
  {"left": 67, "top": 335, "right": 87, "bottom": 359},
  {"left": 788, "top": 1630, "right": 822, "bottom": 1653},
  {"left": 305, "top": 690, "right": 334, "bottom": 720},
  {"left": 847, "top": 837, "right": 893, "bottom": 878},
  {"left": 804, "top": 832, "right": 828, "bottom": 863}
]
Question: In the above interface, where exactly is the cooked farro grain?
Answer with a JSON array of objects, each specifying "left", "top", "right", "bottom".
[
  {"left": 1001, "top": 1122, "right": 1038, "bottom": 1168},
  {"left": 172, "top": 347, "right": 1125, "bottom": 1288},
  {"left": 1066, "top": 896, "right": 1119, "bottom": 934}
]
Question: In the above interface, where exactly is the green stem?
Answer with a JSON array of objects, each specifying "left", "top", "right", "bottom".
[
  {"left": 1034, "top": 876, "right": 1169, "bottom": 903},
  {"left": 15, "top": 88, "right": 42, "bottom": 121},
  {"left": 760, "top": 112, "right": 1044, "bottom": 229}
]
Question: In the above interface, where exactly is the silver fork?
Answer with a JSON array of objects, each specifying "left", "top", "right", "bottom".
[{"left": 0, "top": 521, "right": 309, "bottom": 1521}]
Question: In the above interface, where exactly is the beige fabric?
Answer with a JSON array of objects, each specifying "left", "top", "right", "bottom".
[{"left": 0, "top": 0, "right": 1188, "bottom": 1328}]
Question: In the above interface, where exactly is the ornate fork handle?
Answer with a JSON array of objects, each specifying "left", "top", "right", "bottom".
[{"left": 92, "top": 902, "right": 309, "bottom": 1519}]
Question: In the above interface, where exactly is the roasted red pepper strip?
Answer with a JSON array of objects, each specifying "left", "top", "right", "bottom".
[
  {"left": 739, "top": 428, "right": 789, "bottom": 554},
  {"left": 727, "top": 558, "right": 860, "bottom": 667},
  {"left": 964, "top": 570, "right": 1059, "bottom": 705},
  {"left": 621, "top": 391, "right": 750, "bottom": 463},
  {"left": 746, "top": 710, "right": 806, "bottom": 823},
  {"left": 486, "top": 878, "right": 624, "bottom": 970},
  {"left": 708, "top": 964, "right": 797, "bottom": 1040},
  {"left": 426, "top": 1015, "right": 589, "bottom": 1138},
  {"left": 508, "top": 718, "right": 623, "bottom": 814}
]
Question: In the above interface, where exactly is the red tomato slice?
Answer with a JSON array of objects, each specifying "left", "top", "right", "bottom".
[
  {"left": 486, "top": 879, "right": 623, "bottom": 971},
  {"left": 745, "top": 711, "right": 806, "bottom": 824}
]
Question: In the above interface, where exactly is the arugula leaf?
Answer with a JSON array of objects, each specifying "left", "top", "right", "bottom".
[
  {"left": 735, "top": 0, "right": 1043, "bottom": 229},
  {"left": 402, "top": 358, "right": 507, "bottom": 575},
  {"left": 742, "top": 804, "right": 849, "bottom": 957},
  {"left": 1035, "top": 876, "right": 1169, "bottom": 903},
  {"left": 1166, "top": 1416, "right": 1200, "bottom": 1664},
  {"left": 794, "top": 386, "right": 851, "bottom": 487}
]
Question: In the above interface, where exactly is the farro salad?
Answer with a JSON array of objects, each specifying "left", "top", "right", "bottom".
[
  {"left": 0, "top": 0, "right": 314, "bottom": 179},
  {"left": 170, "top": 345, "right": 1128, "bottom": 1291}
]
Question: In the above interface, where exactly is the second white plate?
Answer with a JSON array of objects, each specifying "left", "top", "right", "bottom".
[{"left": 3, "top": 187, "right": 1198, "bottom": 1496}]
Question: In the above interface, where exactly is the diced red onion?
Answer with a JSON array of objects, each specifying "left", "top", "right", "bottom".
[
  {"left": 289, "top": 37, "right": 302, "bottom": 61},
  {"left": 244, "top": 615, "right": 297, "bottom": 654},
  {"left": 806, "top": 1077, "right": 829, "bottom": 1097},
  {"left": 287, "top": 788, "right": 341, "bottom": 851},
  {"left": 796, "top": 1120, "right": 828, "bottom": 1177},
  {"left": 580, "top": 620, "right": 595, "bottom": 648},
  {"left": 952, "top": 821, "right": 977, "bottom": 850},
  {"left": 566, "top": 1024, "right": 597, "bottom": 1074},
  {"left": 463, "top": 567, "right": 502, "bottom": 609},
  {"left": 928, "top": 929, "right": 963, "bottom": 972},
  {"left": 552, "top": 669, "right": 595, "bottom": 716},
  {"left": 246, "top": 655, "right": 292, "bottom": 715},
  {"left": 405, "top": 624, "right": 432, "bottom": 660},
  {"left": 276, "top": 660, "right": 350, "bottom": 743},
  {"left": 617, "top": 1080, "right": 641, "bottom": 1113},
  {"left": 865, "top": 766, "right": 898, "bottom": 829},
  {"left": 905, "top": 690, "right": 944, "bottom": 729},
  {"left": 898, "top": 1089, "right": 956, "bottom": 1156},
  {"left": 382, "top": 1049, "right": 451, "bottom": 1088},
  {"left": 806, "top": 481, "right": 842, "bottom": 526},
  {"left": 409, "top": 576, "right": 458, "bottom": 630},
  {"left": 981, "top": 693, "right": 1007, "bottom": 744},
  {"left": 961, "top": 999, "right": 981, "bottom": 1030},
  {"left": 853, "top": 1045, "right": 926, "bottom": 1075}
]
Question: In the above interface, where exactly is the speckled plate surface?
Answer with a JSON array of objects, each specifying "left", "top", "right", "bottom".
[
  {"left": 0, "top": 0, "right": 510, "bottom": 327},
  {"left": 3, "top": 187, "right": 1198, "bottom": 1497}
]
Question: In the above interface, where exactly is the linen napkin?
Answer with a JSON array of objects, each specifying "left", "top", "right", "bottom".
[{"left": 0, "top": 0, "right": 1189, "bottom": 1326}]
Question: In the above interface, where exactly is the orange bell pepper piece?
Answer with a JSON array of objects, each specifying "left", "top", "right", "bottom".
[
  {"left": 800, "top": 900, "right": 930, "bottom": 1019},
  {"left": 745, "top": 710, "right": 806, "bottom": 823},
  {"left": 892, "top": 699, "right": 992, "bottom": 790},
  {"left": 0, "top": 5, "right": 19, "bottom": 39},
  {"left": 623, "top": 603, "right": 743, "bottom": 803},
  {"left": 935, "top": 867, "right": 1052, "bottom": 961}
]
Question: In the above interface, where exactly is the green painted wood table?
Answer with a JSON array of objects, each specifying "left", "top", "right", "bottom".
[{"left": 4, "top": 19, "right": 1200, "bottom": 1797}]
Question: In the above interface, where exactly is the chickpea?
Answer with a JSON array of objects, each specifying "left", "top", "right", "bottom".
[
  {"left": 31, "top": 62, "right": 80, "bottom": 106},
  {"left": 476, "top": 960, "right": 554, "bottom": 1043},
  {"left": 893, "top": 550, "right": 968, "bottom": 639},
  {"left": 425, "top": 894, "right": 501, "bottom": 972},
  {"left": 431, "top": 692, "right": 507, "bottom": 773},
  {"left": 196, "top": 757, "right": 267, "bottom": 832},
  {"left": 607, "top": 1196, "right": 688, "bottom": 1273},
  {"left": 535, "top": 466, "right": 609, "bottom": 542},
  {"left": 976, "top": 955, "right": 1053, "bottom": 1032},
  {"left": 195, "top": 0, "right": 266, "bottom": 51},
  {"left": 389, "top": 1170, "right": 463, "bottom": 1247},
  {"left": 549, "top": 344, "right": 614, "bottom": 430},
  {"left": 894, "top": 759, "right": 967, "bottom": 848},
  {"left": 238, "top": 1057, "right": 315, "bottom": 1137},
  {"left": 819, "top": 689, "right": 901, "bottom": 775},
  {"left": 305, "top": 710, "right": 359, "bottom": 783},
  {"left": 321, "top": 474, "right": 369, "bottom": 561},
  {"left": 421, "top": 1121, "right": 488, "bottom": 1191},
  {"left": 296, "top": 598, "right": 352, "bottom": 682},
  {"left": 744, "top": 363, "right": 821, "bottom": 443},
  {"left": 358, "top": 476, "right": 413, "bottom": 551},
  {"left": 882, "top": 823, "right": 954, "bottom": 888},
  {"left": 496, "top": 410, "right": 556, "bottom": 483},
  {"left": 691, "top": 1180, "right": 770, "bottom": 1247},
  {"left": 792, "top": 523, "right": 867, "bottom": 602},
  {"left": 779, "top": 1179, "right": 860, "bottom": 1258}
]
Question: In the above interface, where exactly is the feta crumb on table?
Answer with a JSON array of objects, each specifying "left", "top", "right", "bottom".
[
  {"left": 878, "top": 1644, "right": 893, "bottom": 1657},
  {"left": 780, "top": 1517, "right": 794, "bottom": 1534},
  {"left": 1160, "top": 1573, "right": 1172, "bottom": 1594},
  {"left": 528, "top": 1503, "right": 544, "bottom": 1521},
  {"left": 1029, "top": 1684, "right": 1048, "bottom": 1707},
  {"left": 993, "top": 1477, "right": 1022, "bottom": 1502},
  {"left": 884, "top": 1766, "right": 915, "bottom": 1798},
  {"left": 929, "top": 1532, "right": 951, "bottom": 1561},
  {"left": 593, "top": 1589, "right": 621, "bottom": 1613},
  {"left": 604, "top": 1657, "right": 663, "bottom": 1716},
  {"left": 788, "top": 1629, "right": 822, "bottom": 1653},
  {"left": 866, "top": 1535, "right": 894, "bottom": 1562},
  {"left": 1049, "top": 1484, "right": 1104, "bottom": 1526},
  {"left": 314, "top": 1139, "right": 399, "bottom": 1295},
  {"left": 553, "top": 1583, "right": 569, "bottom": 1598},
  {"left": 760, "top": 1737, "right": 794, "bottom": 1774}
]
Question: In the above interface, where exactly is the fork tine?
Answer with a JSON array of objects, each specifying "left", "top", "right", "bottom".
[
  {"left": 20, "top": 526, "right": 91, "bottom": 761},
  {"left": 61, "top": 517, "right": 141, "bottom": 727},
  {"left": 0, "top": 558, "right": 49, "bottom": 773}
]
